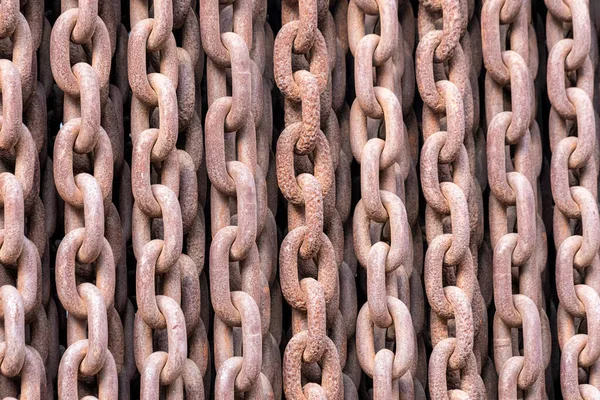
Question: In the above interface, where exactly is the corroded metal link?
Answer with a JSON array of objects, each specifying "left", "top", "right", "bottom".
[{"left": 356, "top": 296, "right": 415, "bottom": 378}]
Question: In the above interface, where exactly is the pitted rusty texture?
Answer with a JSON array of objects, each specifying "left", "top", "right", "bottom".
[
  {"left": 5, "top": 0, "right": 600, "bottom": 398},
  {"left": 416, "top": 0, "right": 487, "bottom": 397},
  {"left": 274, "top": 0, "right": 346, "bottom": 397}
]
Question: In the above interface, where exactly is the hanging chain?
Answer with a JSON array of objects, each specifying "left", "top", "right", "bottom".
[
  {"left": 482, "top": 0, "right": 551, "bottom": 396},
  {"left": 201, "top": 0, "right": 273, "bottom": 396},
  {"left": 348, "top": 0, "right": 419, "bottom": 396},
  {"left": 416, "top": 0, "right": 487, "bottom": 396},
  {"left": 274, "top": 0, "right": 343, "bottom": 396},
  {"left": 546, "top": 0, "right": 600, "bottom": 397},
  {"left": 128, "top": 0, "right": 205, "bottom": 395},
  {"left": 252, "top": 0, "right": 285, "bottom": 397},
  {"left": 0, "top": 0, "right": 47, "bottom": 396},
  {"left": 50, "top": 0, "right": 122, "bottom": 397},
  {"left": 9, "top": 0, "right": 600, "bottom": 398}
]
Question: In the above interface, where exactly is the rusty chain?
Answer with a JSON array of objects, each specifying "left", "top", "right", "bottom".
[
  {"left": 202, "top": 0, "right": 274, "bottom": 396},
  {"left": 3, "top": 0, "right": 599, "bottom": 398},
  {"left": 482, "top": 0, "right": 552, "bottom": 397},
  {"left": 482, "top": 0, "right": 552, "bottom": 396},
  {"left": 0, "top": 0, "right": 47, "bottom": 396},
  {"left": 127, "top": 0, "right": 208, "bottom": 395},
  {"left": 348, "top": 0, "right": 421, "bottom": 397},
  {"left": 50, "top": 0, "right": 123, "bottom": 397},
  {"left": 545, "top": 0, "right": 600, "bottom": 398},
  {"left": 416, "top": 0, "right": 488, "bottom": 397},
  {"left": 273, "top": 0, "right": 346, "bottom": 396}
]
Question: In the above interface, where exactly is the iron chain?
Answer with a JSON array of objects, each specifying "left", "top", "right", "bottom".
[{"left": 0, "top": 0, "right": 597, "bottom": 398}]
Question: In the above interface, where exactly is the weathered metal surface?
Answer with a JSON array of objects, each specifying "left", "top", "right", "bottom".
[{"left": 0, "top": 0, "right": 597, "bottom": 398}]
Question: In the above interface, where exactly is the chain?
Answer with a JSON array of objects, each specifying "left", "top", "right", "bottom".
[
  {"left": 127, "top": 0, "right": 205, "bottom": 395},
  {"left": 274, "top": 0, "right": 344, "bottom": 396},
  {"left": 347, "top": 0, "right": 419, "bottom": 396},
  {"left": 416, "top": 0, "right": 487, "bottom": 396},
  {"left": 9, "top": 0, "right": 600, "bottom": 398},
  {"left": 201, "top": 0, "right": 273, "bottom": 396},
  {"left": 545, "top": 0, "right": 600, "bottom": 397},
  {"left": 482, "top": 0, "right": 551, "bottom": 396},
  {"left": 0, "top": 0, "right": 47, "bottom": 396},
  {"left": 252, "top": 1, "right": 285, "bottom": 397},
  {"left": 50, "top": 0, "right": 122, "bottom": 397}
]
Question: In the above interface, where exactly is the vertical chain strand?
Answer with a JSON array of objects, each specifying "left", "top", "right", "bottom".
[
  {"left": 128, "top": 0, "right": 205, "bottom": 396},
  {"left": 274, "top": 0, "right": 344, "bottom": 396},
  {"left": 546, "top": 0, "right": 600, "bottom": 397},
  {"left": 51, "top": 0, "right": 120, "bottom": 396},
  {"left": 416, "top": 0, "right": 486, "bottom": 396},
  {"left": 349, "top": 0, "right": 419, "bottom": 396},
  {"left": 0, "top": 0, "right": 46, "bottom": 396},
  {"left": 201, "top": 0, "right": 272, "bottom": 396}
]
